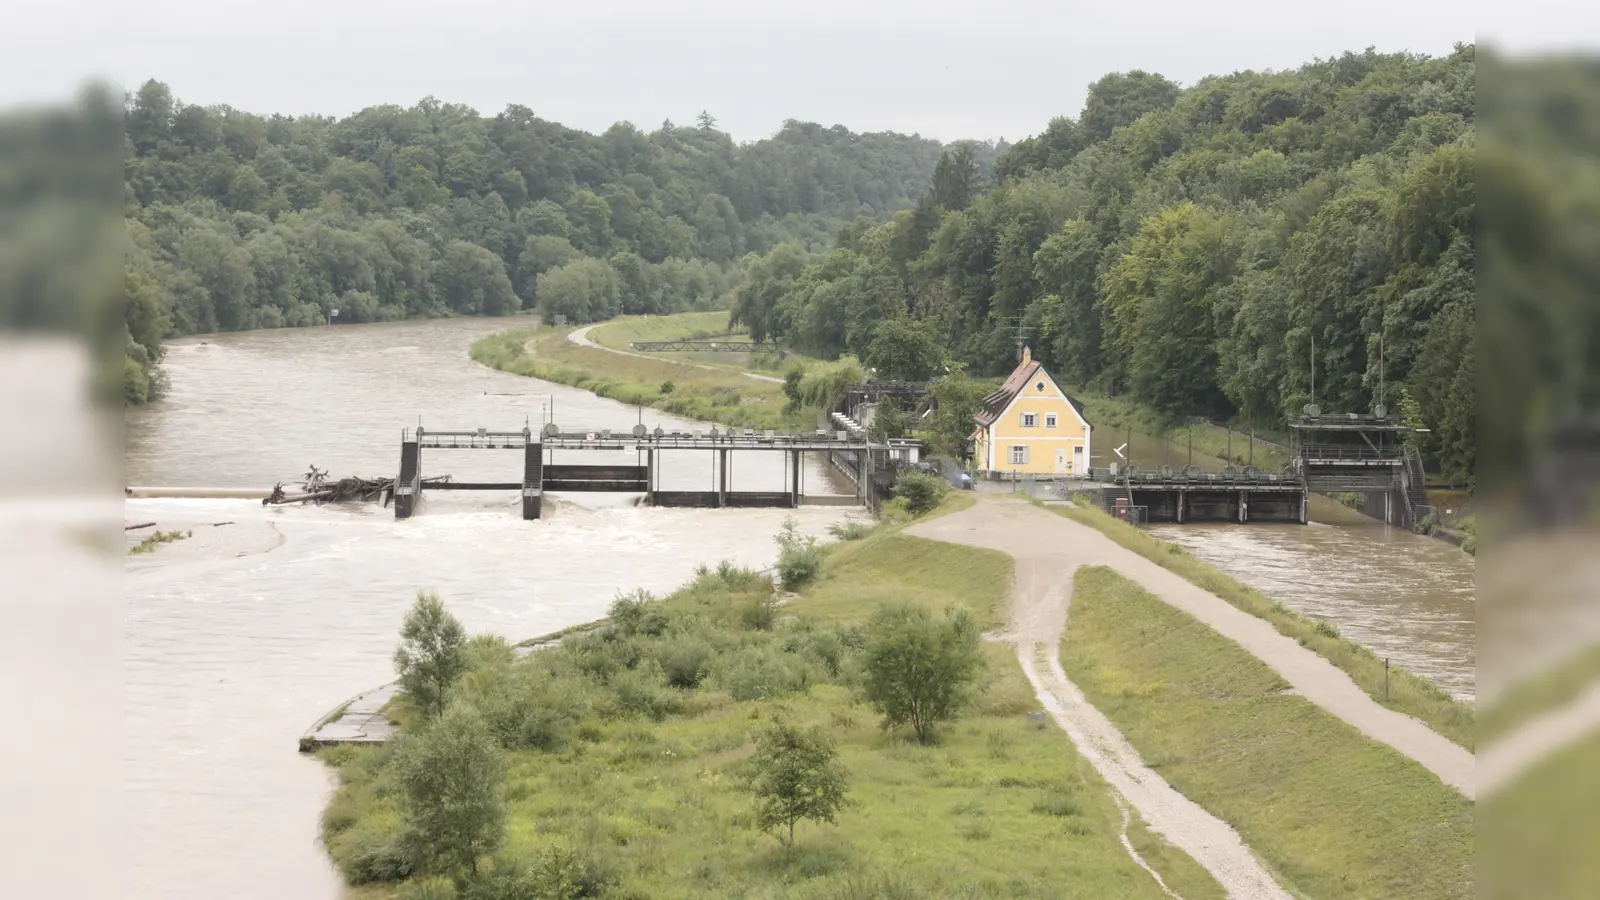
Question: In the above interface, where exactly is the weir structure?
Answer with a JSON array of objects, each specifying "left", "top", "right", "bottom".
[
  {"left": 392, "top": 423, "right": 916, "bottom": 520},
  {"left": 1289, "top": 411, "right": 1430, "bottom": 529}
]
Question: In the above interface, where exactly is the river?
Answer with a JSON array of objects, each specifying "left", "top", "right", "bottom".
[
  {"left": 1150, "top": 496, "right": 1476, "bottom": 701},
  {"left": 123, "top": 318, "right": 857, "bottom": 900}
]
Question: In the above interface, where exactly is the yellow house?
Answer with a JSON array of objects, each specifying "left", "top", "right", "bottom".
[{"left": 970, "top": 348, "right": 1092, "bottom": 478}]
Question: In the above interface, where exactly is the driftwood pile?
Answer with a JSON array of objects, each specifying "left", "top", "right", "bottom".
[{"left": 263, "top": 466, "right": 451, "bottom": 507}]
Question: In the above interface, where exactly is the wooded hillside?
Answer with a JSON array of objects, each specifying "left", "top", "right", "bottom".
[
  {"left": 730, "top": 46, "right": 1476, "bottom": 483},
  {"left": 121, "top": 85, "right": 986, "bottom": 401}
]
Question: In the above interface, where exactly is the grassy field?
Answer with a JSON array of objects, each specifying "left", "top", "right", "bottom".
[
  {"left": 471, "top": 324, "right": 802, "bottom": 431},
  {"left": 1061, "top": 566, "right": 1474, "bottom": 900},
  {"left": 1046, "top": 499, "right": 1476, "bottom": 749},
  {"left": 587, "top": 313, "right": 810, "bottom": 375},
  {"left": 319, "top": 507, "right": 1213, "bottom": 899}
]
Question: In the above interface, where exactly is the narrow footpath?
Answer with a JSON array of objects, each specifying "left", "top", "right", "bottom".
[
  {"left": 567, "top": 324, "right": 784, "bottom": 384},
  {"left": 908, "top": 496, "right": 1476, "bottom": 798}
]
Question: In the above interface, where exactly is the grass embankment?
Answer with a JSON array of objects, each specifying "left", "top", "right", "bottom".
[
  {"left": 1062, "top": 566, "right": 1474, "bottom": 900},
  {"left": 320, "top": 507, "right": 1212, "bottom": 899},
  {"left": 471, "top": 325, "right": 801, "bottom": 431},
  {"left": 588, "top": 313, "right": 808, "bottom": 375},
  {"left": 1047, "top": 499, "right": 1476, "bottom": 749}
]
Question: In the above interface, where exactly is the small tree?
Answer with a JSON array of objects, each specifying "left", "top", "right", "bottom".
[
  {"left": 396, "top": 705, "right": 506, "bottom": 876},
  {"left": 862, "top": 605, "right": 983, "bottom": 743},
  {"left": 775, "top": 516, "right": 822, "bottom": 590},
  {"left": 748, "top": 723, "right": 849, "bottom": 846},
  {"left": 395, "top": 590, "right": 468, "bottom": 720},
  {"left": 891, "top": 470, "right": 948, "bottom": 517}
]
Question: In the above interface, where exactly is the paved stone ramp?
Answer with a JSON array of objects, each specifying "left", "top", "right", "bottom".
[{"left": 908, "top": 496, "right": 1475, "bottom": 798}]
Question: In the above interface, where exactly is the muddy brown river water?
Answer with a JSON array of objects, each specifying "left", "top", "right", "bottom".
[{"left": 123, "top": 318, "right": 1474, "bottom": 899}]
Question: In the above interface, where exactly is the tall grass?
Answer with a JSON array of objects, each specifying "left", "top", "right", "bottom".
[{"left": 1047, "top": 497, "right": 1475, "bottom": 749}]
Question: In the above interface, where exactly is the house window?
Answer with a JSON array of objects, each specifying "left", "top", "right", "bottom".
[
  {"left": 1036, "top": 381, "right": 1046, "bottom": 392},
  {"left": 1010, "top": 445, "right": 1028, "bottom": 465},
  {"left": 1045, "top": 413, "right": 1058, "bottom": 428},
  {"left": 1022, "top": 413, "right": 1037, "bottom": 428}
]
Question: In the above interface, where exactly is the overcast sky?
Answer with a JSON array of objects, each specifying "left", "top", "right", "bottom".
[{"left": 1, "top": 0, "right": 1592, "bottom": 143}]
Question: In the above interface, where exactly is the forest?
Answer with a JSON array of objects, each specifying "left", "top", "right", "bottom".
[
  {"left": 731, "top": 46, "right": 1477, "bottom": 484},
  {"left": 121, "top": 86, "right": 984, "bottom": 401},
  {"left": 122, "top": 45, "right": 1477, "bottom": 483}
]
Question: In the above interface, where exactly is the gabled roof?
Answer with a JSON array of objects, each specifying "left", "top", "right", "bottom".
[{"left": 971, "top": 357, "right": 1089, "bottom": 432}]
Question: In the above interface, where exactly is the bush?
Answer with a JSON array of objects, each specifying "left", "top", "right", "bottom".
[
  {"left": 775, "top": 516, "right": 823, "bottom": 590},
  {"left": 826, "top": 520, "right": 875, "bottom": 541},
  {"left": 740, "top": 593, "right": 780, "bottom": 631},
  {"left": 715, "top": 644, "right": 819, "bottom": 701},
  {"left": 399, "top": 877, "right": 459, "bottom": 900},
  {"left": 329, "top": 818, "right": 412, "bottom": 884},
  {"left": 659, "top": 380, "right": 675, "bottom": 394},
  {"left": 862, "top": 605, "right": 984, "bottom": 743},
  {"left": 659, "top": 637, "right": 714, "bottom": 688},
  {"left": 608, "top": 661, "right": 680, "bottom": 721},
  {"left": 891, "top": 471, "right": 948, "bottom": 517}
]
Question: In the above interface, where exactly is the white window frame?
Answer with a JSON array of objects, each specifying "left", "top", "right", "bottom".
[
  {"left": 1010, "top": 445, "right": 1028, "bottom": 465},
  {"left": 1022, "top": 412, "right": 1037, "bottom": 428},
  {"left": 1045, "top": 413, "right": 1058, "bottom": 429}
]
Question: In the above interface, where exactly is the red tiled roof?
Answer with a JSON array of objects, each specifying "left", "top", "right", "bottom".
[{"left": 972, "top": 359, "right": 1088, "bottom": 430}]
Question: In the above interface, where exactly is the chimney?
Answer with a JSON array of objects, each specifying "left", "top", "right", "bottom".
[{"left": 1021, "top": 345, "right": 1032, "bottom": 366}]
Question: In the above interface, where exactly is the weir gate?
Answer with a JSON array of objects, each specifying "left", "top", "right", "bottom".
[
  {"left": 393, "top": 424, "right": 910, "bottom": 520},
  {"left": 1089, "top": 411, "right": 1430, "bottom": 527}
]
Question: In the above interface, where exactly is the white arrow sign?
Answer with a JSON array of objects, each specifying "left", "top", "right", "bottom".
[{"left": 1113, "top": 443, "right": 1128, "bottom": 459}]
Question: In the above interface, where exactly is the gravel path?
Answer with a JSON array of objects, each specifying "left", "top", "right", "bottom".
[
  {"left": 567, "top": 324, "right": 784, "bottom": 384},
  {"left": 909, "top": 496, "right": 1475, "bottom": 797},
  {"left": 910, "top": 505, "right": 1292, "bottom": 899}
]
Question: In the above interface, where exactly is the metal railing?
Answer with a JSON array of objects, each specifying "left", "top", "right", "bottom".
[{"left": 1296, "top": 444, "right": 1407, "bottom": 462}]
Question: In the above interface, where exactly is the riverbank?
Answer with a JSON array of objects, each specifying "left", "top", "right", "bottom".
[
  {"left": 1048, "top": 497, "right": 1475, "bottom": 749},
  {"left": 316, "top": 498, "right": 1227, "bottom": 898},
  {"left": 471, "top": 324, "right": 804, "bottom": 431}
]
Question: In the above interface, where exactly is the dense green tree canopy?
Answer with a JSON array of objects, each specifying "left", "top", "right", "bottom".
[
  {"left": 121, "top": 85, "right": 991, "bottom": 400},
  {"left": 734, "top": 45, "right": 1478, "bottom": 483}
]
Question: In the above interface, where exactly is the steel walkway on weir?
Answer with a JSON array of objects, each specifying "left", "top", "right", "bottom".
[{"left": 394, "top": 423, "right": 918, "bottom": 521}]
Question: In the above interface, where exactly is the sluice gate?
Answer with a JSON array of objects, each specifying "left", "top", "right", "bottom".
[{"left": 393, "top": 424, "right": 919, "bottom": 520}]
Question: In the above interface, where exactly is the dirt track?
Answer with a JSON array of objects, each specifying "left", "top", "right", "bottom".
[{"left": 911, "top": 502, "right": 1292, "bottom": 898}]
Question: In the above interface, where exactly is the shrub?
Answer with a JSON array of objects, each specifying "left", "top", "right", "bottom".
[
  {"left": 775, "top": 516, "right": 823, "bottom": 590},
  {"left": 660, "top": 637, "right": 714, "bottom": 688},
  {"left": 740, "top": 593, "right": 780, "bottom": 631},
  {"left": 862, "top": 605, "right": 984, "bottom": 743},
  {"left": 329, "top": 818, "right": 412, "bottom": 884},
  {"left": 394, "top": 706, "right": 506, "bottom": 876},
  {"left": 716, "top": 644, "right": 818, "bottom": 701},
  {"left": 608, "top": 661, "right": 679, "bottom": 721},
  {"left": 399, "top": 877, "right": 459, "bottom": 900},
  {"left": 659, "top": 380, "right": 675, "bottom": 394},
  {"left": 826, "top": 520, "right": 875, "bottom": 541},
  {"left": 1314, "top": 619, "right": 1341, "bottom": 639},
  {"left": 891, "top": 471, "right": 949, "bottom": 517}
]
